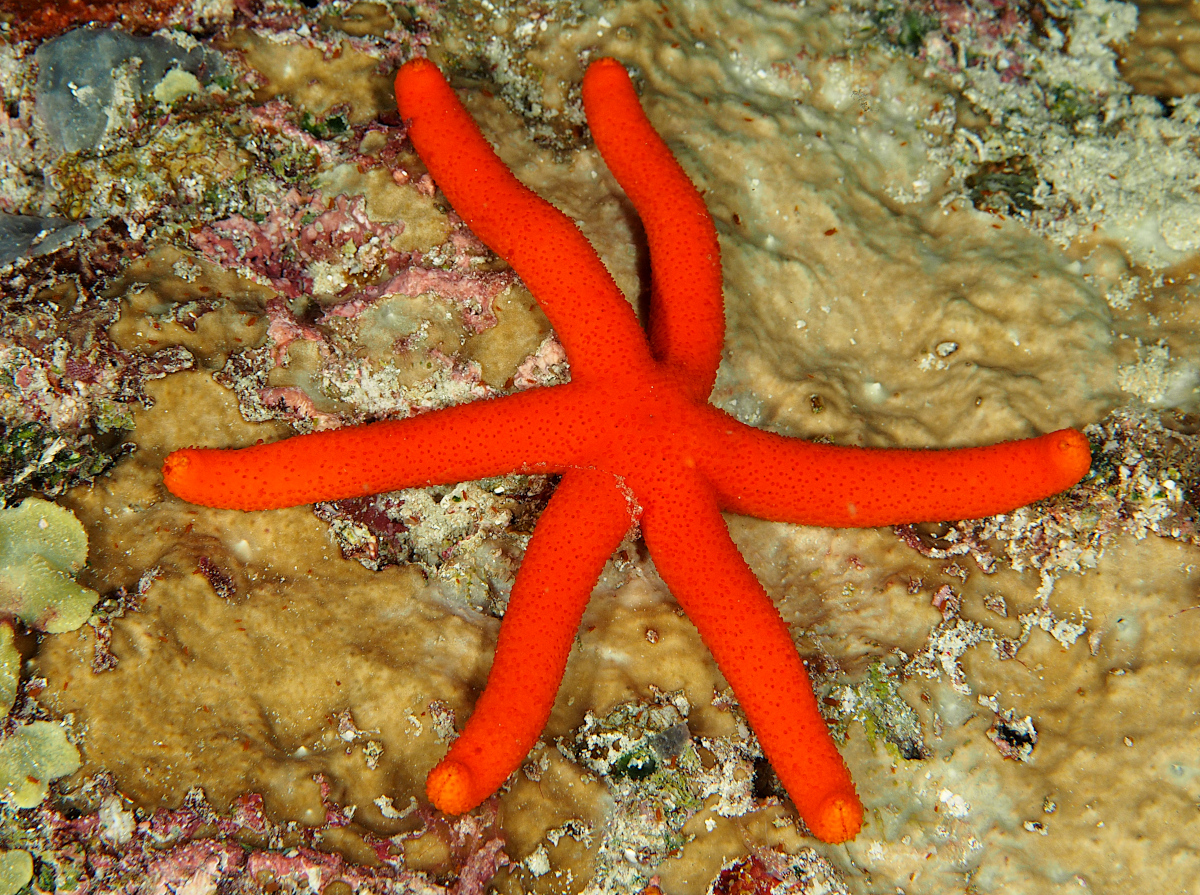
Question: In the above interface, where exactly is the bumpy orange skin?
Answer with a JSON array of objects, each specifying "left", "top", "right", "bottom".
[{"left": 163, "top": 57, "right": 1091, "bottom": 844}]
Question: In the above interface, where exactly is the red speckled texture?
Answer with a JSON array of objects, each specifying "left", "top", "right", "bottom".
[
  {"left": 163, "top": 57, "right": 1091, "bottom": 844},
  {"left": 426, "top": 468, "right": 632, "bottom": 814},
  {"left": 0, "top": 0, "right": 179, "bottom": 42},
  {"left": 582, "top": 58, "right": 725, "bottom": 400}
]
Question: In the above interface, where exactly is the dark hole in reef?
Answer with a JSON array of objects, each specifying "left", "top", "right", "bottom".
[
  {"left": 752, "top": 756, "right": 784, "bottom": 801},
  {"left": 897, "top": 738, "right": 928, "bottom": 761},
  {"left": 965, "top": 155, "right": 1042, "bottom": 214},
  {"left": 993, "top": 720, "right": 1036, "bottom": 751}
]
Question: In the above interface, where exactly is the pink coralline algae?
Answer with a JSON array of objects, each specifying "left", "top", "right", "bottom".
[
  {"left": 707, "top": 847, "right": 849, "bottom": 895},
  {"left": 191, "top": 190, "right": 411, "bottom": 300},
  {"left": 867, "top": 0, "right": 1052, "bottom": 82},
  {"left": 193, "top": 185, "right": 519, "bottom": 333},
  {"left": 325, "top": 266, "right": 517, "bottom": 335},
  {"left": 28, "top": 779, "right": 508, "bottom": 895}
]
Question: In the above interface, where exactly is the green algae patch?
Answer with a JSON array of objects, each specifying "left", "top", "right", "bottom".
[
  {"left": 0, "top": 722, "right": 81, "bottom": 809},
  {"left": 833, "top": 661, "right": 929, "bottom": 762},
  {"left": 0, "top": 498, "right": 99, "bottom": 635},
  {"left": 0, "top": 848, "right": 32, "bottom": 895},
  {"left": 0, "top": 498, "right": 90, "bottom": 812},
  {"left": 0, "top": 626, "right": 17, "bottom": 719}
]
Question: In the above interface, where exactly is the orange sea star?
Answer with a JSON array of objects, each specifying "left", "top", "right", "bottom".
[{"left": 163, "top": 57, "right": 1092, "bottom": 843}]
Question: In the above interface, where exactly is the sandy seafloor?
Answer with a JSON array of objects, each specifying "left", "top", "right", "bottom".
[{"left": 3, "top": 0, "right": 1200, "bottom": 893}]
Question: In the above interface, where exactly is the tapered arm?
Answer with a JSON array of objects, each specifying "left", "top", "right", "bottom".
[
  {"left": 426, "top": 468, "right": 633, "bottom": 813},
  {"left": 702, "top": 409, "right": 1091, "bottom": 527},
  {"left": 163, "top": 385, "right": 594, "bottom": 510},
  {"left": 582, "top": 59, "right": 724, "bottom": 399},
  {"left": 638, "top": 468, "right": 863, "bottom": 843},
  {"left": 394, "top": 59, "right": 653, "bottom": 382}
]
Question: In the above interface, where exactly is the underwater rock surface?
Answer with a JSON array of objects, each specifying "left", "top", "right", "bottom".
[{"left": 3, "top": 0, "right": 1200, "bottom": 893}]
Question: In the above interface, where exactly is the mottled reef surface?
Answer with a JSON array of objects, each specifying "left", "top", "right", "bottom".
[{"left": 1, "top": 1, "right": 1200, "bottom": 894}]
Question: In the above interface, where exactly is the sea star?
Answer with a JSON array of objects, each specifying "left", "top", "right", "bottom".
[{"left": 163, "top": 57, "right": 1092, "bottom": 843}]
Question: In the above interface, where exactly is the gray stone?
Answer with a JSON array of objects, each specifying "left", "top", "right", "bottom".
[
  {"left": 34, "top": 28, "right": 222, "bottom": 154},
  {"left": 0, "top": 212, "right": 98, "bottom": 267}
]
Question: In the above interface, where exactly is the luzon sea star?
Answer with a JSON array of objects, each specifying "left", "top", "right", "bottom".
[{"left": 163, "top": 57, "right": 1092, "bottom": 843}]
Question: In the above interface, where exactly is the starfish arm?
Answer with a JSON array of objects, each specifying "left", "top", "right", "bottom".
[
  {"left": 638, "top": 470, "right": 863, "bottom": 844},
  {"left": 702, "top": 409, "right": 1092, "bottom": 527},
  {"left": 162, "top": 385, "right": 596, "bottom": 510},
  {"left": 582, "top": 59, "right": 725, "bottom": 399},
  {"left": 394, "top": 59, "right": 653, "bottom": 381},
  {"left": 425, "top": 468, "right": 633, "bottom": 813}
]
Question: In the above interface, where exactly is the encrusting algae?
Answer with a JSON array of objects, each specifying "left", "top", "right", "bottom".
[
  {"left": 0, "top": 498, "right": 93, "bottom": 894},
  {"left": 0, "top": 497, "right": 99, "bottom": 636}
]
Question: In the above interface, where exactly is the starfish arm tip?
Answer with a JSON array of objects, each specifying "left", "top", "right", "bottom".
[
  {"left": 426, "top": 758, "right": 478, "bottom": 815},
  {"left": 583, "top": 55, "right": 627, "bottom": 84},
  {"left": 809, "top": 792, "right": 864, "bottom": 844},
  {"left": 162, "top": 449, "right": 198, "bottom": 501},
  {"left": 395, "top": 56, "right": 438, "bottom": 92},
  {"left": 162, "top": 448, "right": 187, "bottom": 476},
  {"left": 1051, "top": 427, "right": 1092, "bottom": 483}
]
